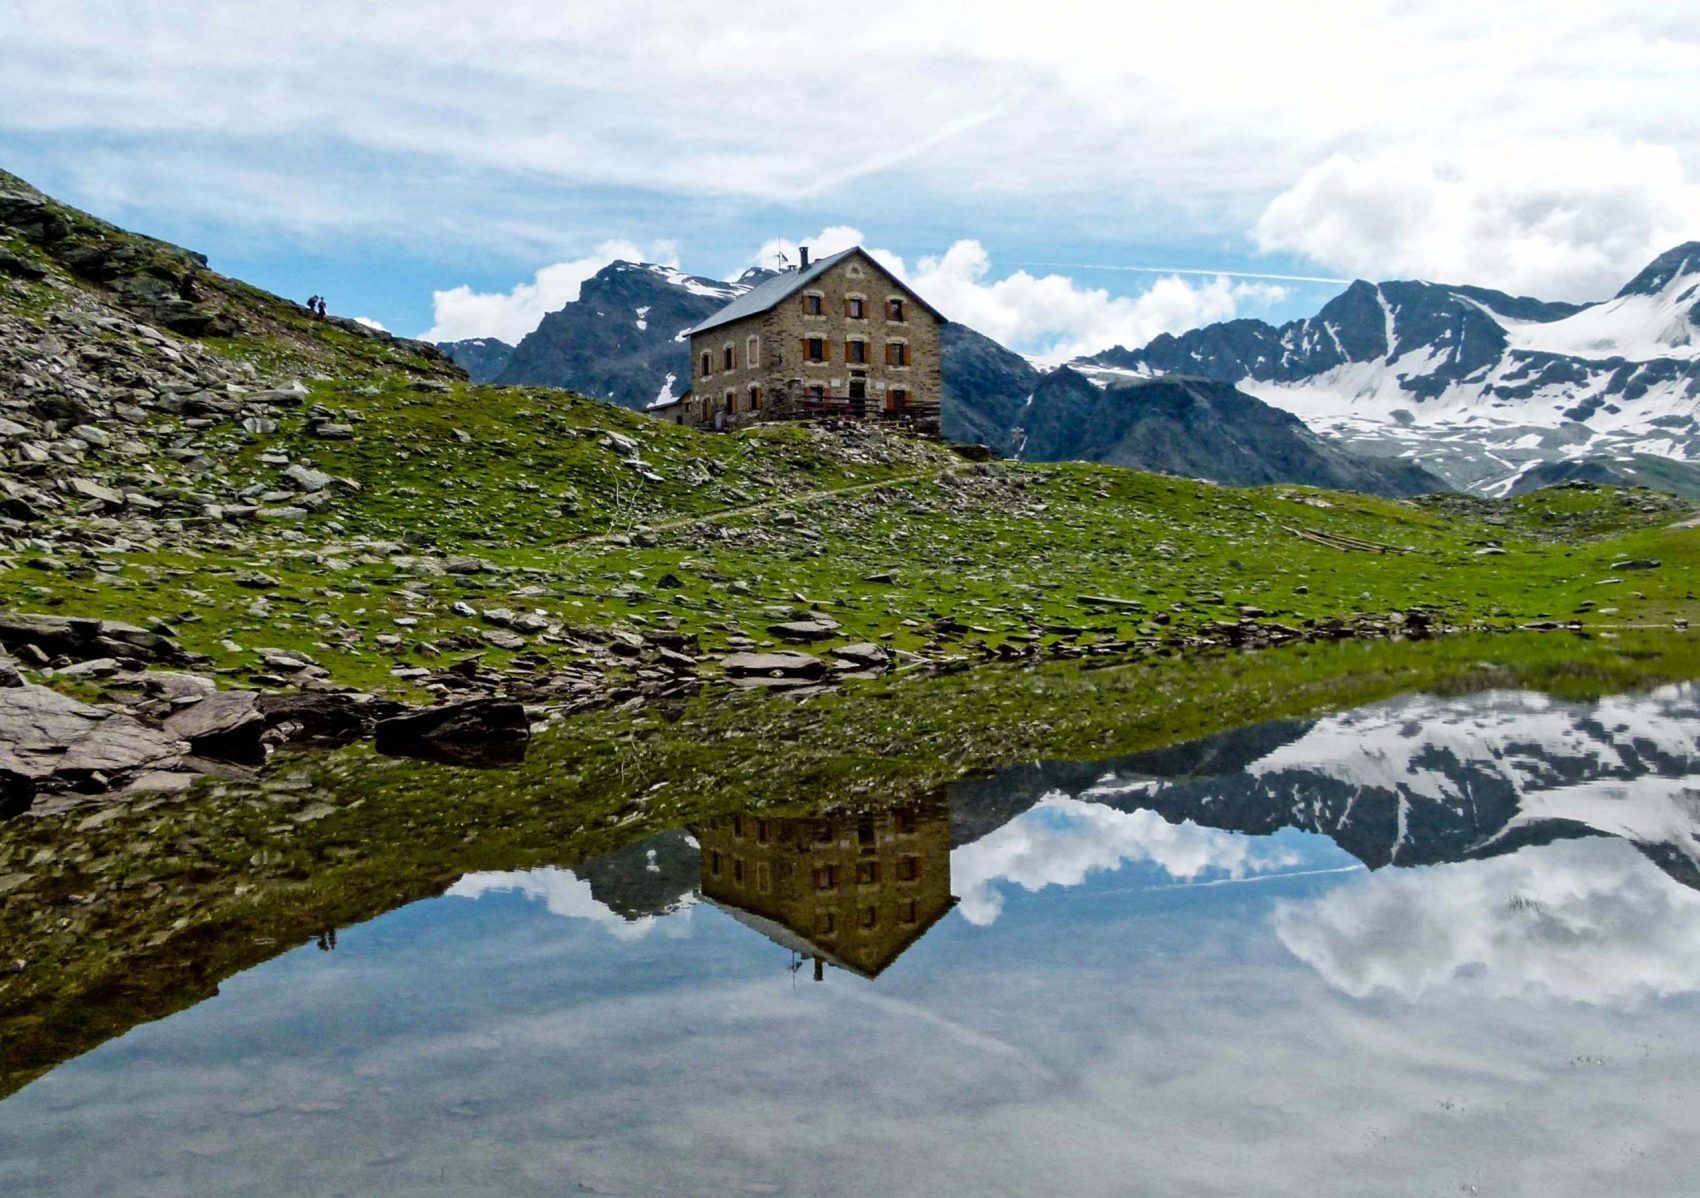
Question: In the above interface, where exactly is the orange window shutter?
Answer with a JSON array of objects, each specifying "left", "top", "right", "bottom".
[
  {"left": 885, "top": 343, "right": 894, "bottom": 366},
  {"left": 801, "top": 337, "right": 810, "bottom": 359}
]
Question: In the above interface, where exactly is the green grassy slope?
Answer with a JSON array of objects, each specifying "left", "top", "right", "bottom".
[
  {"left": 3, "top": 369, "right": 1695, "bottom": 696},
  {"left": 2, "top": 166, "right": 1697, "bottom": 695}
]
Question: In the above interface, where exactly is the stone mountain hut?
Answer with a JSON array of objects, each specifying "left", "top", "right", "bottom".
[{"left": 652, "top": 246, "right": 944, "bottom": 433}]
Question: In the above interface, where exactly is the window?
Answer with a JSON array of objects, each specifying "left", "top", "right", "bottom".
[
  {"left": 731, "top": 816, "right": 744, "bottom": 838},
  {"left": 860, "top": 905, "right": 878, "bottom": 929},
  {"left": 887, "top": 388, "right": 908, "bottom": 413},
  {"left": 722, "top": 345, "right": 734, "bottom": 371},
  {"left": 749, "top": 385, "right": 762, "bottom": 411},
  {"left": 847, "top": 339, "right": 868, "bottom": 364},
  {"left": 857, "top": 861, "right": 880, "bottom": 885},
  {"left": 803, "top": 337, "right": 826, "bottom": 362},
  {"left": 816, "top": 912, "right": 837, "bottom": 935},
  {"left": 886, "top": 341, "right": 909, "bottom": 367},
  {"left": 746, "top": 335, "right": 759, "bottom": 367},
  {"left": 757, "top": 819, "right": 771, "bottom": 845},
  {"left": 896, "top": 855, "right": 919, "bottom": 881},
  {"left": 894, "top": 809, "right": 917, "bottom": 834},
  {"left": 813, "top": 864, "right": 840, "bottom": 891},
  {"left": 732, "top": 857, "right": 745, "bottom": 884},
  {"left": 803, "top": 293, "right": 823, "bottom": 315},
  {"left": 700, "top": 350, "right": 712, "bottom": 376},
  {"left": 847, "top": 297, "right": 866, "bottom": 318},
  {"left": 857, "top": 817, "right": 876, "bottom": 847},
  {"left": 756, "top": 862, "right": 771, "bottom": 894},
  {"left": 806, "top": 384, "right": 826, "bottom": 400},
  {"left": 710, "top": 850, "right": 723, "bottom": 877},
  {"left": 725, "top": 391, "right": 735, "bottom": 414},
  {"left": 886, "top": 298, "right": 906, "bottom": 321},
  {"left": 900, "top": 899, "right": 918, "bottom": 925}
]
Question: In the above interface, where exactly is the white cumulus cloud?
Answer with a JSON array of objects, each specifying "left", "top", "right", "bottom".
[
  {"left": 352, "top": 315, "right": 387, "bottom": 332},
  {"left": 424, "top": 239, "right": 680, "bottom": 344},
  {"left": 1253, "top": 139, "right": 1700, "bottom": 300},
  {"left": 907, "top": 240, "right": 1287, "bottom": 359},
  {"left": 744, "top": 230, "right": 1286, "bottom": 359},
  {"left": 448, "top": 866, "right": 693, "bottom": 941},
  {"left": 951, "top": 796, "right": 1304, "bottom": 926},
  {"left": 1274, "top": 838, "right": 1700, "bottom": 1006}
]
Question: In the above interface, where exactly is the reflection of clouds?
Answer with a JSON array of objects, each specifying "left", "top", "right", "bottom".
[
  {"left": 951, "top": 796, "right": 1303, "bottom": 925},
  {"left": 1275, "top": 838, "right": 1700, "bottom": 1005},
  {"left": 447, "top": 867, "right": 694, "bottom": 940}
]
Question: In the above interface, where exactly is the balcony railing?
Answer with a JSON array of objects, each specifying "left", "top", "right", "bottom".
[{"left": 785, "top": 395, "right": 941, "bottom": 422}]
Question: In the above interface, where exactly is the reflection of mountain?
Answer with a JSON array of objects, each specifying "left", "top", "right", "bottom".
[
  {"left": 576, "top": 828, "right": 700, "bottom": 922},
  {"left": 692, "top": 804, "right": 956, "bottom": 979},
  {"left": 954, "top": 686, "right": 1700, "bottom": 892}
]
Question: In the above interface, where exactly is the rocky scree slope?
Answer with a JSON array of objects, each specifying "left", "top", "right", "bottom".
[{"left": 1077, "top": 246, "right": 1700, "bottom": 495}]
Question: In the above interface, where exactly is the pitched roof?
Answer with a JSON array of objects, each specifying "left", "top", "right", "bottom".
[{"left": 685, "top": 247, "right": 941, "bottom": 337}]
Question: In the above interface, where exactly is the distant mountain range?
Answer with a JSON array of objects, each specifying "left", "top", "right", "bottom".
[
  {"left": 440, "top": 260, "right": 1442, "bottom": 499},
  {"left": 440, "top": 241, "right": 1700, "bottom": 500},
  {"left": 1076, "top": 243, "right": 1700, "bottom": 495},
  {"left": 1014, "top": 369, "right": 1443, "bottom": 496}
]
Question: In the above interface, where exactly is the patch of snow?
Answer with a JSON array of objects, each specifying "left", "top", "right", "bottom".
[
  {"left": 1499, "top": 274, "right": 1700, "bottom": 362},
  {"left": 645, "top": 373, "right": 679, "bottom": 410}
]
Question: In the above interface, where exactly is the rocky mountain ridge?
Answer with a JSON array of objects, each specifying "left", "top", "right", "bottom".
[
  {"left": 1016, "top": 369, "right": 1446, "bottom": 496},
  {"left": 1076, "top": 245, "right": 1700, "bottom": 495}
]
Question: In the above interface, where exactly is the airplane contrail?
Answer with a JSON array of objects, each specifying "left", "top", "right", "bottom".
[{"left": 1006, "top": 261, "right": 1351, "bottom": 286}]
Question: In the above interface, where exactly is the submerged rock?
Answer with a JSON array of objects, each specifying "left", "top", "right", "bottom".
[{"left": 373, "top": 698, "right": 530, "bottom": 767}]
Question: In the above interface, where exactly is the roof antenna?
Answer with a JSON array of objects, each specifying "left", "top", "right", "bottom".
[{"left": 775, "top": 247, "right": 791, "bottom": 272}]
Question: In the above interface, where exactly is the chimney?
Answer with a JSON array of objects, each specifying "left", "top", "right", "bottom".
[{"left": 798, "top": 246, "right": 810, "bottom": 271}]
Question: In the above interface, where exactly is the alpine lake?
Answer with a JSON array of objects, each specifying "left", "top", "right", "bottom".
[{"left": 5, "top": 631, "right": 1700, "bottom": 1197}]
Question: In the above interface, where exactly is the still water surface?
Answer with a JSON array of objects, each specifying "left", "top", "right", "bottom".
[{"left": 5, "top": 685, "right": 1700, "bottom": 1196}]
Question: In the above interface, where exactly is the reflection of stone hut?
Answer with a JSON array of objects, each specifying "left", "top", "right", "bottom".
[{"left": 694, "top": 802, "right": 956, "bottom": 979}]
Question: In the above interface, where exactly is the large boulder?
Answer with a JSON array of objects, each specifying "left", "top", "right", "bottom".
[
  {"left": 373, "top": 698, "right": 530, "bottom": 767},
  {"left": 722, "top": 651, "right": 827, "bottom": 679},
  {"left": 0, "top": 684, "right": 188, "bottom": 792},
  {"left": 161, "top": 689, "right": 266, "bottom": 764},
  {"left": 0, "top": 612, "right": 186, "bottom": 665}
]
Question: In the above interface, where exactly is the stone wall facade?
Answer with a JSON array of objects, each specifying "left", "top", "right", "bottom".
[{"left": 671, "top": 249, "right": 942, "bottom": 432}]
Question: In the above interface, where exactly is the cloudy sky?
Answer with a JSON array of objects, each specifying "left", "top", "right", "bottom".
[{"left": 4, "top": 1, "right": 1699, "bottom": 354}]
